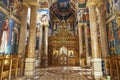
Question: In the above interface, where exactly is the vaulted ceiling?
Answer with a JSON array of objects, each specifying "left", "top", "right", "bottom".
[{"left": 50, "top": 0, "right": 77, "bottom": 22}]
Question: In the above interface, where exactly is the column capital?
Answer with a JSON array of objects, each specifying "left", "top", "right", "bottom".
[
  {"left": 40, "top": 25, "right": 49, "bottom": 27},
  {"left": 23, "top": 2, "right": 30, "bottom": 8},
  {"left": 87, "top": 0, "right": 103, "bottom": 7},
  {"left": 78, "top": 23, "right": 84, "bottom": 27},
  {"left": 96, "top": 2, "right": 104, "bottom": 8},
  {"left": 78, "top": 23, "right": 87, "bottom": 27}
]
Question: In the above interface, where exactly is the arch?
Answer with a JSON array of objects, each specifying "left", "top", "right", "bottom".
[{"left": 59, "top": 46, "right": 68, "bottom": 55}]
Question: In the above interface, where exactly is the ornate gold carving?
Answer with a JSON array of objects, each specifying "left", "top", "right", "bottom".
[{"left": 48, "top": 36, "right": 79, "bottom": 48}]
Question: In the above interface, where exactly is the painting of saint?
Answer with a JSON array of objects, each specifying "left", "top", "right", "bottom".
[
  {"left": 108, "top": 22, "right": 116, "bottom": 55},
  {"left": 113, "top": 0, "right": 120, "bottom": 11},
  {"left": 37, "top": 9, "right": 49, "bottom": 26},
  {"left": 69, "top": 50, "right": 74, "bottom": 58},
  {"left": 11, "top": 23, "right": 18, "bottom": 54},
  {"left": 0, "top": 18, "right": 10, "bottom": 54}
]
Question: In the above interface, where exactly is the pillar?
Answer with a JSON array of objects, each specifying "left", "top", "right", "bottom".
[
  {"left": 38, "top": 26, "right": 43, "bottom": 67},
  {"left": 87, "top": 1, "right": 102, "bottom": 79},
  {"left": 97, "top": 3, "right": 109, "bottom": 76},
  {"left": 18, "top": 5, "right": 28, "bottom": 76},
  {"left": 44, "top": 26, "right": 48, "bottom": 66},
  {"left": 78, "top": 23, "right": 83, "bottom": 66},
  {"left": 25, "top": 6, "right": 37, "bottom": 78},
  {"left": 84, "top": 24, "right": 91, "bottom": 66},
  {"left": 18, "top": 6, "right": 28, "bottom": 57}
]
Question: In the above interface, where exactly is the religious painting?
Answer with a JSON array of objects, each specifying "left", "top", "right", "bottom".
[
  {"left": 58, "top": 0, "right": 70, "bottom": 9},
  {"left": 78, "top": 9, "right": 86, "bottom": 23},
  {"left": 37, "top": 9, "right": 49, "bottom": 26},
  {"left": 114, "top": 18, "right": 120, "bottom": 55},
  {"left": 106, "top": 19, "right": 120, "bottom": 55},
  {"left": 11, "top": 23, "right": 20, "bottom": 55},
  {"left": 0, "top": 17, "right": 14, "bottom": 55},
  {"left": 68, "top": 50, "right": 74, "bottom": 58},
  {"left": 2, "top": 0, "right": 23, "bottom": 16},
  {"left": 6, "top": 18, "right": 15, "bottom": 55},
  {"left": 0, "top": 12, "right": 6, "bottom": 51},
  {"left": 113, "top": 0, "right": 120, "bottom": 11},
  {"left": 53, "top": 50, "right": 59, "bottom": 59},
  {"left": 0, "top": 17, "right": 9, "bottom": 54},
  {"left": 107, "top": 22, "right": 116, "bottom": 55}
]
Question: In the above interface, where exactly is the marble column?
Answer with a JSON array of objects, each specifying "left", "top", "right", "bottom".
[
  {"left": 78, "top": 23, "right": 83, "bottom": 66},
  {"left": 87, "top": 2, "right": 102, "bottom": 79},
  {"left": 84, "top": 24, "right": 91, "bottom": 66},
  {"left": 38, "top": 26, "right": 43, "bottom": 67},
  {"left": 25, "top": 6, "right": 37, "bottom": 78},
  {"left": 97, "top": 3, "right": 109, "bottom": 75},
  {"left": 18, "top": 6, "right": 28, "bottom": 76},
  {"left": 18, "top": 6, "right": 28, "bottom": 57},
  {"left": 44, "top": 26, "right": 48, "bottom": 66}
]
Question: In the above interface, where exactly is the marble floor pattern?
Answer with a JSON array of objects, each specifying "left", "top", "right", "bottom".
[{"left": 34, "top": 67, "right": 93, "bottom": 80}]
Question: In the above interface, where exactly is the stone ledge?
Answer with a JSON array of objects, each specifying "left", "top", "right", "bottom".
[{"left": 25, "top": 58, "right": 35, "bottom": 62}]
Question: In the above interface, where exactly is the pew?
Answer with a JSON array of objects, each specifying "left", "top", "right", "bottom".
[
  {"left": 0, "top": 55, "right": 11, "bottom": 80},
  {"left": 11, "top": 56, "right": 18, "bottom": 78}
]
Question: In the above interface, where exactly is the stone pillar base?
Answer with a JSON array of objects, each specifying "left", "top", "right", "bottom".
[
  {"left": 91, "top": 58, "right": 103, "bottom": 79},
  {"left": 25, "top": 58, "right": 35, "bottom": 78},
  {"left": 87, "top": 57, "right": 91, "bottom": 67},
  {"left": 35, "top": 59, "right": 40, "bottom": 68}
]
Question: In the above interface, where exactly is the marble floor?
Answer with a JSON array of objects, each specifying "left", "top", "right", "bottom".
[{"left": 34, "top": 67, "right": 93, "bottom": 80}]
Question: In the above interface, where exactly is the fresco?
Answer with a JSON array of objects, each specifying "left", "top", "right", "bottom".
[
  {"left": 78, "top": 9, "right": 89, "bottom": 23},
  {"left": 11, "top": 23, "right": 20, "bottom": 55},
  {"left": 107, "top": 19, "right": 120, "bottom": 55},
  {"left": 37, "top": 9, "right": 49, "bottom": 26},
  {"left": 0, "top": 17, "right": 15, "bottom": 55},
  {"left": 112, "top": 0, "right": 120, "bottom": 11},
  {"left": 2, "top": 0, "right": 23, "bottom": 17},
  {"left": 0, "top": 12, "right": 6, "bottom": 51}
]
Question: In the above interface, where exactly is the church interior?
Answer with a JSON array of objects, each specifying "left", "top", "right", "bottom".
[{"left": 0, "top": 0, "right": 120, "bottom": 80}]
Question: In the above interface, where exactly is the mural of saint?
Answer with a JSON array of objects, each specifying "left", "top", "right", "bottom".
[
  {"left": 40, "top": 14, "right": 48, "bottom": 23},
  {"left": 108, "top": 22, "right": 116, "bottom": 54},
  {"left": 37, "top": 9, "right": 49, "bottom": 26},
  {"left": 0, "top": 18, "right": 10, "bottom": 54},
  {"left": 113, "top": 0, "right": 120, "bottom": 11},
  {"left": 108, "top": 23, "right": 115, "bottom": 41},
  {"left": 11, "top": 23, "right": 18, "bottom": 54}
]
